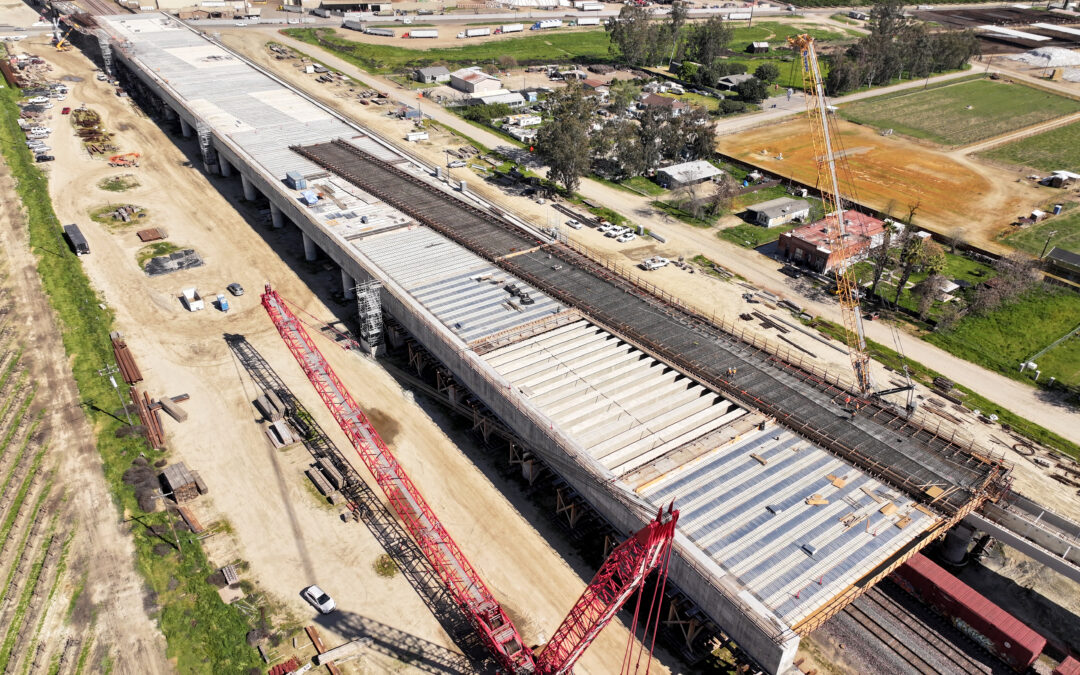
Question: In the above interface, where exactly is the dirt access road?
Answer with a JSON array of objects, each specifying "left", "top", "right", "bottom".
[
  {"left": 35, "top": 38, "right": 667, "bottom": 674},
  {"left": 235, "top": 27, "right": 1080, "bottom": 451}
]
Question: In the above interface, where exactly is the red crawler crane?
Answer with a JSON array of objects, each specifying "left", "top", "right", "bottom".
[{"left": 262, "top": 285, "right": 679, "bottom": 674}]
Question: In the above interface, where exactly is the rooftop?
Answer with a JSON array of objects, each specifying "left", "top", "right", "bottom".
[
  {"left": 747, "top": 197, "right": 811, "bottom": 219},
  {"left": 451, "top": 67, "right": 499, "bottom": 84},
  {"left": 787, "top": 210, "right": 886, "bottom": 250},
  {"left": 658, "top": 160, "right": 723, "bottom": 184},
  {"left": 416, "top": 66, "right": 450, "bottom": 76},
  {"left": 640, "top": 93, "right": 689, "bottom": 110}
]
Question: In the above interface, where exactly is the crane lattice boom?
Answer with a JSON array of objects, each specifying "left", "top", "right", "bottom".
[
  {"left": 789, "top": 35, "right": 873, "bottom": 394},
  {"left": 262, "top": 286, "right": 534, "bottom": 673},
  {"left": 261, "top": 285, "right": 681, "bottom": 674},
  {"left": 536, "top": 505, "right": 678, "bottom": 674}
]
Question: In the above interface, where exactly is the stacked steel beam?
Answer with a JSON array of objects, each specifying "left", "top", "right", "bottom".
[{"left": 111, "top": 335, "right": 142, "bottom": 384}]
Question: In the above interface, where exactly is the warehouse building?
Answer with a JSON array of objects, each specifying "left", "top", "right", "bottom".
[
  {"left": 449, "top": 67, "right": 502, "bottom": 94},
  {"left": 746, "top": 197, "right": 811, "bottom": 228}
]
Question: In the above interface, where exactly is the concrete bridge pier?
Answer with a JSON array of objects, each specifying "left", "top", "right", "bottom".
[
  {"left": 342, "top": 269, "right": 356, "bottom": 300},
  {"left": 241, "top": 174, "right": 258, "bottom": 202},
  {"left": 302, "top": 230, "right": 318, "bottom": 262}
]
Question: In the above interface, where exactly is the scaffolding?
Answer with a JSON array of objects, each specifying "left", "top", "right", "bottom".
[{"left": 356, "top": 279, "right": 384, "bottom": 354}]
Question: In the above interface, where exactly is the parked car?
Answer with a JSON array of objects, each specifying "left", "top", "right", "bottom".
[
  {"left": 617, "top": 232, "right": 637, "bottom": 243},
  {"left": 447, "top": 160, "right": 466, "bottom": 168},
  {"left": 640, "top": 256, "right": 669, "bottom": 270},
  {"left": 35, "top": 154, "right": 54, "bottom": 162},
  {"left": 61, "top": 107, "right": 71, "bottom": 115},
  {"left": 226, "top": 282, "right": 244, "bottom": 296},
  {"left": 301, "top": 585, "right": 336, "bottom": 614}
]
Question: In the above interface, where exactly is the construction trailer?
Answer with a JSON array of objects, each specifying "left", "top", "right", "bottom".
[{"left": 63, "top": 224, "right": 89, "bottom": 255}]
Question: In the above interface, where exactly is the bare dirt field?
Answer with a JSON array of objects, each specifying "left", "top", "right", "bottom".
[
  {"left": 717, "top": 118, "right": 1047, "bottom": 252},
  {"left": 29, "top": 36, "right": 667, "bottom": 674}
]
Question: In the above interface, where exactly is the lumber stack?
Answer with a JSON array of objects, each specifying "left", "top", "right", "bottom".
[
  {"left": 110, "top": 332, "right": 142, "bottom": 384},
  {"left": 160, "top": 462, "right": 199, "bottom": 502}
]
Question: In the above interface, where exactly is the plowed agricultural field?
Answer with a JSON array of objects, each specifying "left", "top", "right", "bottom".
[{"left": 718, "top": 119, "right": 1042, "bottom": 251}]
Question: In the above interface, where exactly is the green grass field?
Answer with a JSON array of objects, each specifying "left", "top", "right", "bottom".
[
  {"left": 840, "top": 79, "right": 1080, "bottom": 147},
  {"left": 285, "top": 22, "right": 852, "bottom": 78},
  {"left": 1004, "top": 208, "right": 1080, "bottom": 257},
  {"left": 981, "top": 119, "right": 1080, "bottom": 173},
  {"left": 926, "top": 287, "right": 1080, "bottom": 386},
  {"left": 284, "top": 27, "right": 612, "bottom": 72}
]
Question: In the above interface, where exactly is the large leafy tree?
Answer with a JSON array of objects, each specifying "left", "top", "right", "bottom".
[{"left": 536, "top": 84, "right": 596, "bottom": 192}]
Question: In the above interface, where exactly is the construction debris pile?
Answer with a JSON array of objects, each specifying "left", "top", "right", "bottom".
[
  {"left": 1010, "top": 46, "right": 1080, "bottom": 67},
  {"left": 2, "top": 51, "right": 52, "bottom": 89},
  {"left": 103, "top": 204, "right": 146, "bottom": 223},
  {"left": 70, "top": 107, "right": 118, "bottom": 156},
  {"left": 144, "top": 248, "right": 204, "bottom": 277}
]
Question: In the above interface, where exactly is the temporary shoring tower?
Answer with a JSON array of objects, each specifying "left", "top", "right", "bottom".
[
  {"left": 261, "top": 285, "right": 679, "bottom": 674},
  {"left": 789, "top": 35, "right": 873, "bottom": 394}
]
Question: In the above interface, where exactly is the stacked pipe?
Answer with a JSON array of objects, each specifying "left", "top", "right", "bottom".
[
  {"left": 130, "top": 386, "right": 165, "bottom": 448},
  {"left": 111, "top": 335, "right": 142, "bottom": 384}
]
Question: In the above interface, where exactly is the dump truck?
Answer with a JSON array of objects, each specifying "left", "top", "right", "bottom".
[{"left": 181, "top": 287, "right": 205, "bottom": 311}]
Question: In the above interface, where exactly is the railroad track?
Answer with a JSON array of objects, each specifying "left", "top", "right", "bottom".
[{"left": 843, "top": 584, "right": 995, "bottom": 675}]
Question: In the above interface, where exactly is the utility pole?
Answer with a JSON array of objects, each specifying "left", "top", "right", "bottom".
[
  {"left": 1040, "top": 230, "right": 1058, "bottom": 258},
  {"left": 97, "top": 363, "right": 133, "bottom": 427}
]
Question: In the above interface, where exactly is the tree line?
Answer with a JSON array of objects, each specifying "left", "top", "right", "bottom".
[{"left": 825, "top": 0, "right": 979, "bottom": 94}]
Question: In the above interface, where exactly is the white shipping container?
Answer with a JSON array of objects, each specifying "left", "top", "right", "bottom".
[
  {"left": 501, "top": 23, "right": 524, "bottom": 33},
  {"left": 576, "top": 16, "right": 600, "bottom": 25},
  {"left": 580, "top": 3, "right": 603, "bottom": 10},
  {"left": 465, "top": 27, "right": 490, "bottom": 37},
  {"left": 406, "top": 131, "right": 429, "bottom": 141},
  {"left": 408, "top": 29, "right": 438, "bottom": 38},
  {"left": 727, "top": 12, "right": 752, "bottom": 19},
  {"left": 342, "top": 19, "right": 365, "bottom": 31},
  {"left": 532, "top": 19, "right": 563, "bottom": 29}
]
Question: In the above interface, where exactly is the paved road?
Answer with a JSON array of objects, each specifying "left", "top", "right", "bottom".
[{"left": 263, "top": 28, "right": 1080, "bottom": 448}]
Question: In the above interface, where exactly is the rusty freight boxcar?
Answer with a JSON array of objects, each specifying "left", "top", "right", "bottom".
[{"left": 892, "top": 553, "right": 1046, "bottom": 671}]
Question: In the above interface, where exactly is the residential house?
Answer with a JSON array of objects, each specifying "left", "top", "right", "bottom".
[
  {"left": 639, "top": 93, "right": 690, "bottom": 116},
  {"left": 413, "top": 66, "right": 451, "bottom": 84},
  {"left": 717, "top": 73, "right": 755, "bottom": 90},
  {"left": 746, "top": 197, "right": 811, "bottom": 228}
]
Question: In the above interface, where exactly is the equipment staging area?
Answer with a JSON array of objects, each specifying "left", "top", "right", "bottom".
[{"left": 87, "top": 12, "right": 1018, "bottom": 673}]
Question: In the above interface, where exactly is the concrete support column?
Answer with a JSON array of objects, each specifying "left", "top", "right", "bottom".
[
  {"left": 241, "top": 174, "right": 257, "bottom": 202},
  {"left": 302, "top": 230, "right": 317, "bottom": 262},
  {"left": 342, "top": 269, "right": 356, "bottom": 300},
  {"left": 218, "top": 155, "right": 232, "bottom": 177},
  {"left": 179, "top": 117, "right": 192, "bottom": 138},
  {"left": 163, "top": 106, "right": 176, "bottom": 121},
  {"left": 270, "top": 203, "right": 284, "bottom": 229}
]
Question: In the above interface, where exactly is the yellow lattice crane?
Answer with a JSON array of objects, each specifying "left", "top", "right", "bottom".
[
  {"left": 55, "top": 28, "right": 74, "bottom": 52},
  {"left": 788, "top": 34, "right": 873, "bottom": 394}
]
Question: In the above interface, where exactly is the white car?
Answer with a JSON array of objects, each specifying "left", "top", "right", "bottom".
[
  {"left": 617, "top": 232, "right": 637, "bottom": 243},
  {"left": 641, "top": 256, "right": 669, "bottom": 270},
  {"left": 565, "top": 219, "right": 582, "bottom": 229},
  {"left": 448, "top": 160, "right": 466, "bottom": 168},
  {"left": 28, "top": 96, "right": 48, "bottom": 104},
  {"left": 234, "top": 22, "right": 248, "bottom": 26},
  {"left": 302, "top": 584, "right": 336, "bottom": 614}
]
